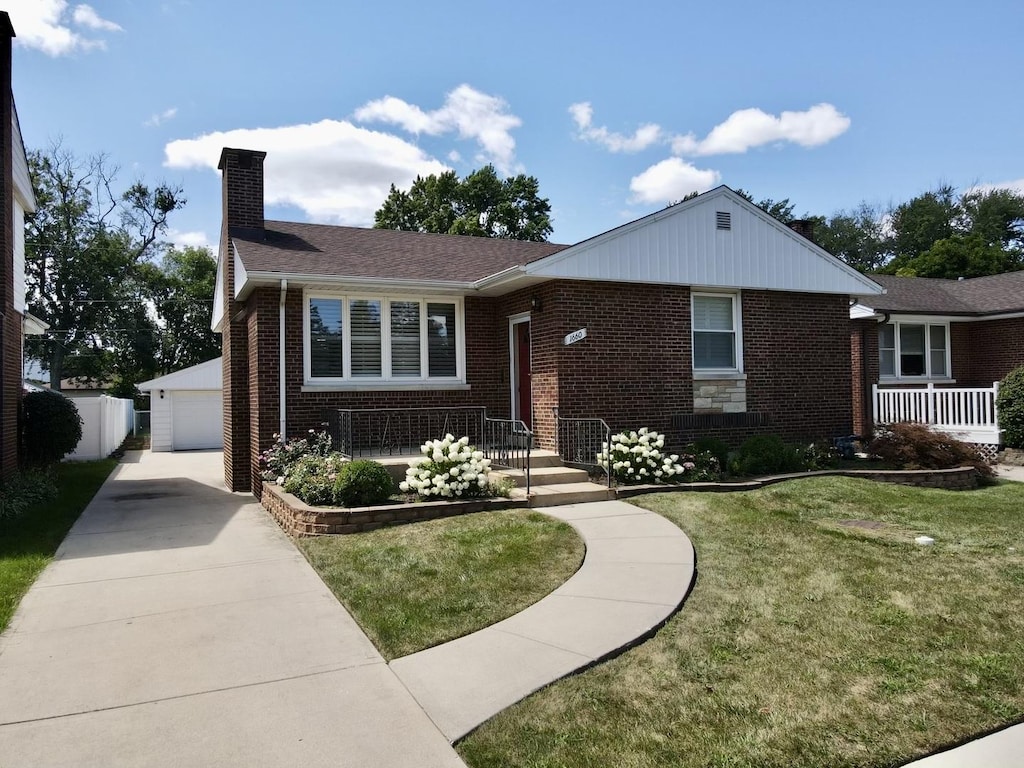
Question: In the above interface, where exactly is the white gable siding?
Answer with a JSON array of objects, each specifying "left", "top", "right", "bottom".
[
  {"left": 13, "top": 203, "right": 25, "bottom": 313},
  {"left": 525, "top": 189, "right": 883, "bottom": 297}
]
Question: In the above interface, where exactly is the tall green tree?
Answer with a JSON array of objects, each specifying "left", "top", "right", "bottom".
[
  {"left": 811, "top": 202, "right": 889, "bottom": 273},
  {"left": 24, "top": 144, "right": 185, "bottom": 391},
  {"left": 374, "top": 165, "right": 553, "bottom": 241},
  {"left": 147, "top": 246, "right": 219, "bottom": 372}
]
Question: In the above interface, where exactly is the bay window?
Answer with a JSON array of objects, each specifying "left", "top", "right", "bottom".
[
  {"left": 692, "top": 292, "right": 741, "bottom": 372},
  {"left": 878, "top": 321, "right": 948, "bottom": 379},
  {"left": 306, "top": 294, "right": 463, "bottom": 383}
]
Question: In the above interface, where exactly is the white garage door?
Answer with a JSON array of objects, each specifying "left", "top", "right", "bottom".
[{"left": 171, "top": 390, "right": 223, "bottom": 450}]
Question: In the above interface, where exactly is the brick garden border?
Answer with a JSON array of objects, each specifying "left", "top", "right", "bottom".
[
  {"left": 263, "top": 466, "right": 982, "bottom": 537},
  {"left": 615, "top": 466, "right": 981, "bottom": 499},
  {"left": 262, "top": 482, "right": 528, "bottom": 537}
]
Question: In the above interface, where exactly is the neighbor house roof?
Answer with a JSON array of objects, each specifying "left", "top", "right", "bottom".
[
  {"left": 863, "top": 272, "right": 1024, "bottom": 316},
  {"left": 231, "top": 222, "right": 568, "bottom": 283}
]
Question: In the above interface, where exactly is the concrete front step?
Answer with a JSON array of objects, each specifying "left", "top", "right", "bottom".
[
  {"left": 493, "top": 465, "right": 591, "bottom": 488},
  {"left": 497, "top": 449, "right": 563, "bottom": 469},
  {"left": 513, "top": 482, "right": 615, "bottom": 508}
]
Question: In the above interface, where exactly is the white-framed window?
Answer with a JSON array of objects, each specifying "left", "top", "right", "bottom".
[
  {"left": 304, "top": 292, "right": 464, "bottom": 383},
  {"left": 692, "top": 292, "right": 742, "bottom": 372},
  {"left": 878, "top": 321, "right": 949, "bottom": 379}
]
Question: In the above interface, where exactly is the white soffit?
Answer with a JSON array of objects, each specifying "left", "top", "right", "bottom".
[
  {"left": 138, "top": 357, "right": 223, "bottom": 391},
  {"left": 525, "top": 187, "right": 884, "bottom": 296}
]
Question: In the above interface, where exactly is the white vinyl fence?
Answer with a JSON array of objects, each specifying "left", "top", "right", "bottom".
[
  {"left": 67, "top": 396, "right": 135, "bottom": 460},
  {"left": 873, "top": 382, "right": 1001, "bottom": 445}
]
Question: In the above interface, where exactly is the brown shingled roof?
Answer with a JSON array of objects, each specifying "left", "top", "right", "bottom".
[
  {"left": 231, "top": 221, "right": 568, "bottom": 283},
  {"left": 868, "top": 272, "right": 1024, "bottom": 315}
]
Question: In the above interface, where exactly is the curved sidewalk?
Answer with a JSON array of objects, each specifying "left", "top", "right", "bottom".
[{"left": 390, "top": 499, "right": 695, "bottom": 742}]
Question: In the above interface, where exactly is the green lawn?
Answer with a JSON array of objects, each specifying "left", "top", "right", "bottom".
[
  {"left": 459, "top": 477, "right": 1024, "bottom": 768},
  {"left": 0, "top": 460, "right": 118, "bottom": 633},
  {"left": 299, "top": 510, "right": 584, "bottom": 659}
]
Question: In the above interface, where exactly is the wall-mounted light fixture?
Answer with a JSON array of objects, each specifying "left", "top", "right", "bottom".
[
  {"left": 159, "top": 389, "right": 165, "bottom": 400},
  {"left": 530, "top": 296, "right": 542, "bottom": 312}
]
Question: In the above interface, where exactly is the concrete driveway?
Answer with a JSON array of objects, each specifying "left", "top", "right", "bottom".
[{"left": 0, "top": 451, "right": 464, "bottom": 768}]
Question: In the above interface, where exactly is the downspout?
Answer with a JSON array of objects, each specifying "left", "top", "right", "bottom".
[{"left": 279, "top": 280, "right": 287, "bottom": 442}]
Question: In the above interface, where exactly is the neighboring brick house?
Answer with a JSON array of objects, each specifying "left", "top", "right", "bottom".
[
  {"left": 215, "top": 147, "right": 884, "bottom": 494},
  {"left": 0, "top": 14, "right": 40, "bottom": 478},
  {"left": 850, "top": 272, "right": 1024, "bottom": 442}
]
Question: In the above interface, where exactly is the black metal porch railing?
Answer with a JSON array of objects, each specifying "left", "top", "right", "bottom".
[
  {"left": 327, "top": 406, "right": 486, "bottom": 458},
  {"left": 325, "top": 406, "right": 531, "bottom": 492},
  {"left": 552, "top": 406, "right": 613, "bottom": 489},
  {"left": 483, "top": 417, "right": 532, "bottom": 495}
]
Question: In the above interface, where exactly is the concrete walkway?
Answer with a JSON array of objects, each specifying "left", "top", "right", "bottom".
[
  {"left": 391, "top": 499, "right": 695, "bottom": 742},
  {"left": 0, "top": 451, "right": 464, "bottom": 768},
  {"left": 995, "top": 463, "right": 1024, "bottom": 483}
]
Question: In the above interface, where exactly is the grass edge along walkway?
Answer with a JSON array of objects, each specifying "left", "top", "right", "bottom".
[
  {"left": 0, "top": 459, "right": 119, "bottom": 633},
  {"left": 458, "top": 476, "right": 1024, "bottom": 768}
]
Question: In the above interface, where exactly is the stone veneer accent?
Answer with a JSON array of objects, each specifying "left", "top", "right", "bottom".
[{"left": 693, "top": 379, "right": 746, "bottom": 414}]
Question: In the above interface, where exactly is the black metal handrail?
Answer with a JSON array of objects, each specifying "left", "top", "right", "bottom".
[
  {"left": 483, "top": 417, "right": 532, "bottom": 495},
  {"left": 552, "top": 406, "right": 613, "bottom": 489},
  {"left": 327, "top": 406, "right": 487, "bottom": 458}
]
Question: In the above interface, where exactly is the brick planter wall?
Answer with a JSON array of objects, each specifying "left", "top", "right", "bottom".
[{"left": 261, "top": 482, "right": 527, "bottom": 537}]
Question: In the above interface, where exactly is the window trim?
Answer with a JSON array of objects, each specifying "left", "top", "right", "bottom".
[
  {"left": 303, "top": 290, "right": 465, "bottom": 385},
  {"left": 691, "top": 291, "right": 743, "bottom": 374},
  {"left": 878, "top": 320, "right": 951, "bottom": 381}
]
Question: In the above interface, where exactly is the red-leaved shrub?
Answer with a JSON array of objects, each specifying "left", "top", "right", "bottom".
[{"left": 868, "top": 422, "right": 995, "bottom": 480}]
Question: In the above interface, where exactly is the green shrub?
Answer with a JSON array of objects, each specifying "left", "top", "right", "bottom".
[
  {"left": 690, "top": 437, "right": 729, "bottom": 473},
  {"left": 282, "top": 453, "right": 348, "bottom": 506},
  {"left": 19, "top": 390, "right": 83, "bottom": 466},
  {"left": 0, "top": 469, "right": 58, "bottom": 521},
  {"left": 260, "top": 429, "right": 333, "bottom": 482},
  {"left": 997, "top": 365, "right": 1024, "bottom": 449},
  {"left": 868, "top": 422, "right": 995, "bottom": 479},
  {"left": 730, "top": 435, "right": 803, "bottom": 476},
  {"left": 332, "top": 460, "right": 394, "bottom": 507},
  {"left": 797, "top": 441, "right": 842, "bottom": 471}
]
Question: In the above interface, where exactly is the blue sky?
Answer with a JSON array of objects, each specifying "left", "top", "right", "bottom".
[{"left": 9, "top": 0, "right": 1024, "bottom": 251}]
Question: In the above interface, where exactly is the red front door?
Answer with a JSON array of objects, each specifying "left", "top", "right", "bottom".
[{"left": 515, "top": 321, "right": 532, "bottom": 429}]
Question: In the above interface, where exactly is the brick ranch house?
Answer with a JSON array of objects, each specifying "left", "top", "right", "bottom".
[
  {"left": 216, "top": 147, "right": 885, "bottom": 494},
  {"left": 851, "top": 271, "right": 1024, "bottom": 452},
  {"left": 1, "top": 15, "right": 43, "bottom": 479}
]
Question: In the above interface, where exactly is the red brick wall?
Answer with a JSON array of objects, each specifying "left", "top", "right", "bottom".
[
  {"left": 220, "top": 149, "right": 266, "bottom": 491},
  {"left": 963, "top": 317, "right": 1024, "bottom": 386},
  {"left": 850, "top": 319, "right": 880, "bottom": 437},
  {"left": 0, "top": 29, "right": 16, "bottom": 478},
  {"left": 245, "top": 279, "right": 856, "bottom": 489}
]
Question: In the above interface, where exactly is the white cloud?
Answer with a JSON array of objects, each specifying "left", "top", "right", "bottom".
[
  {"left": 678, "top": 103, "right": 851, "bottom": 156},
  {"left": 569, "top": 101, "right": 662, "bottom": 153},
  {"left": 629, "top": 158, "right": 720, "bottom": 204},
  {"left": 968, "top": 178, "right": 1024, "bottom": 196},
  {"left": 447, "top": 150, "right": 462, "bottom": 163},
  {"left": 145, "top": 107, "right": 178, "bottom": 128},
  {"left": 7, "top": 0, "right": 122, "bottom": 56},
  {"left": 355, "top": 84, "right": 521, "bottom": 174},
  {"left": 164, "top": 119, "right": 450, "bottom": 226},
  {"left": 72, "top": 4, "right": 122, "bottom": 31},
  {"left": 165, "top": 229, "right": 211, "bottom": 249}
]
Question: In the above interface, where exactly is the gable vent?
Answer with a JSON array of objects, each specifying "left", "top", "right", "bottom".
[{"left": 715, "top": 211, "right": 731, "bottom": 230}]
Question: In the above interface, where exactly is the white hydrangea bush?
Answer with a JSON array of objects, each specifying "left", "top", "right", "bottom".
[
  {"left": 400, "top": 434, "right": 494, "bottom": 499},
  {"left": 596, "top": 427, "right": 687, "bottom": 484}
]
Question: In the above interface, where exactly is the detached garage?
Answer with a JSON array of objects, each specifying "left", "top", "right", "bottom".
[{"left": 138, "top": 358, "right": 223, "bottom": 451}]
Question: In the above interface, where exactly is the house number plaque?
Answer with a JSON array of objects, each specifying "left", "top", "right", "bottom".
[{"left": 563, "top": 328, "right": 587, "bottom": 345}]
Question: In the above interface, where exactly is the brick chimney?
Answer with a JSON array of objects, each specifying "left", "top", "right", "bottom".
[
  {"left": 1, "top": 13, "right": 17, "bottom": 478},
  {"left": 219, "top": 148, "right": 266, "bottom": 492},
  {"left": 787, "top": 218, "right": 815, "bottom": 243}
]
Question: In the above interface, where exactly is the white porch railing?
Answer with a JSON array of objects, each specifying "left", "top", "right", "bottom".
[{"left": 873, "top": 382, "right": 1002, "bottom": 445}]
